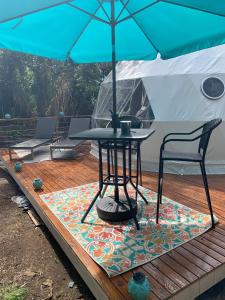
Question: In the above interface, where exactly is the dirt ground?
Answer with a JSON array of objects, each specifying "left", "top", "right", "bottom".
[{"left": 0, "top": 167, "right": 95, "bottom": 300}]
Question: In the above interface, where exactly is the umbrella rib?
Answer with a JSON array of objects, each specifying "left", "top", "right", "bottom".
[
  {"left": 67, "top": 3, "right": 110, "bottom": 24},
  {"left": 115, "top": 0, "right": 131, "bottom": 22},
  {"left": 12, "top": 18, "right": 23, "bottom": 29},
  {"left": 96, "top": 0, "right": 111, "bottom": 22},
  {"left": 120, "top": 0, "right": 160, "bottom": 54},
  {"left": 162, "top": 0, "right": 225, "bottom": 18},
  {"left": 66, "top": 4, "right": 102, "bottom": 59},
  {"left": 117, "top": 0, "right": 225, "bottom": 24},
  {"left": 116, "top": 0, "right": 160, "bottom": 24},
  {"left": 0, "top": 0, "right": 75, "bottom": 25}
]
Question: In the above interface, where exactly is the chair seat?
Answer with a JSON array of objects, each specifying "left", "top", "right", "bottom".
[
  {"left": 10, "top": 138, "right": 50, "bottom": 149},
  {"left": 50, "top": 138, "right": 82, "bottom": 149},
  {"left": 162, "top": 150, "right": 202, "bottom": 162}
]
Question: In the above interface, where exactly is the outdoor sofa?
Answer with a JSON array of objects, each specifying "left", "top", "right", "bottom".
[
  {"left": 9, "top": 117, "right": 57, "bottom": 160},
  {"left": 50, "top": 117, "right": 91, "bottom": 159}
]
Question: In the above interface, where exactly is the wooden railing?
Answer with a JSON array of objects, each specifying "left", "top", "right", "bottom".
[{"left": 0, "top": 115, "right": 91, "bottom": 148}]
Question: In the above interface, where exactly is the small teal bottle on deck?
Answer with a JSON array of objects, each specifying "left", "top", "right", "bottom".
[
  {"left": 14, "top": 162, "right": 22, "bottom": 172},
  {"left": 5, "top": 113, "right": 11, "bottom": 119},
  {"left": 128, "top": 272, "right": 151, "bottom": 300},
  {"left": 58, "top": 111, "right": 65, "bottom": 117},
  {"left": 33, "top": 178, "right": 43, "bottom": 191}
]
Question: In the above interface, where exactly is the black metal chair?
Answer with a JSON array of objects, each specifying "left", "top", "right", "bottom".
[
  {"left": 106, "top": 115, "right": 143, "bottom": 185},
  {"left": 156, "top": 118, "right": 222, "bottom": 228}
]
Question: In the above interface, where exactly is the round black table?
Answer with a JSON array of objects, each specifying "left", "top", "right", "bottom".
[{"left": 69, "top": 128, "right": 155, "bottom": 230}]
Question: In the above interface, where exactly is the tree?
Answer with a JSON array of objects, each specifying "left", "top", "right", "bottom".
[{"left": 0, "top": 50, "right": 111, "bottom": 118}]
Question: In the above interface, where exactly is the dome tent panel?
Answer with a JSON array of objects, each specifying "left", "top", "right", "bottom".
[
  {"left": 92, "top": 78, "right": 154, "bottom": 129},
  {"left": 143, "top": 74, "right": 225, "bottom": 122},
  {"left": 107, "top": 44, "right": 225, "bottom": 80}
]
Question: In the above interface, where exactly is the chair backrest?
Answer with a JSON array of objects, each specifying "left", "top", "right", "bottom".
[
  {"left": 34, "top": 117, "right": 57, "bottom": 139},
  {"left": 107, "top": 115, "right": 142, "bottom": 129},
  {"left": 198, "top": 118, "right": 222, "bottom": 157},
  {"left": 68, "top": 117, "right": 91, "bottom": 136}
]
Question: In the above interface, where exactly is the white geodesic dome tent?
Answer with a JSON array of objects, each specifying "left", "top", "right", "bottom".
[{"left": 92, "top": 45, "right": 225, "bottom": 174}]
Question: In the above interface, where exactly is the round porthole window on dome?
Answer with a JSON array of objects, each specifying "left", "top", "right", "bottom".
[{"left": 201, "top": 76, "right": 225, "bottom": 100}]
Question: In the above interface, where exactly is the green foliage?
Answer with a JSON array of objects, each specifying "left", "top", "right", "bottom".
[
  {"left": 0, "top": 285, "right": 27, "bottom": 300},
  {"left": 0, "top": 50, "right": 111, "bottom": 118}
]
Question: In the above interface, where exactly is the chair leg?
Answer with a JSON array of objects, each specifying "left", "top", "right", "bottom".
[
  {"left": 9, "top": 149, "right": 12, "bottom": 160},
  {"left": 156, "top": 157, "right": 164, "bottom": 224},
  {"left": 159, "top": 159, "right": 164, "bottom": 205},
  {"left": 50, "top": 147, "right": 53, "bottom": 160},
  {"left": 139, "top": 149, "right": 143, "bottom": 186},
  {"left": 110, "top": 148, "right": 114, "bottom": 175},
  {"left": 200, "top": 162, "right": 215, "bottom": 228},
  {"left": 31, "top": 149, "right": 34, "bottom": 160}
]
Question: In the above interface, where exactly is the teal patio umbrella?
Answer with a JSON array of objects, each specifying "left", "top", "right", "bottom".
[{"left": 1, "top": 1, "right": 225, "bottom": 131}]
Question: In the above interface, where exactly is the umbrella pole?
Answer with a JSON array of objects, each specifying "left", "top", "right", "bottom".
[
  {"left": 111, "top": 0, "right": 118, "bottom": 134},
  {"left": 110, "top": 0, "right": 120, "bottom": 203}
]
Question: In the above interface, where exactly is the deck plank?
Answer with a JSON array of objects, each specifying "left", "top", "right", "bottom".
[
  {"left": 167, "top": 250, "right": 206, "bottom": 278},
  {"left": 190, "top": 239, "right": 225, "bottom": 264},
  {"left": 182, "top": 243, "right": 221, "bottom": 268},
  {"left": 160, "top": 254, "right": 198, "bottom": 283},
  {"left": 151, "top": 258, "right": 189, "bottom": 288},
  {"left": 143, "top": 264, "right": 180, "bottom": 294},
  {"left": 175, "top": 246, "right": 213, "bottom": 273}
]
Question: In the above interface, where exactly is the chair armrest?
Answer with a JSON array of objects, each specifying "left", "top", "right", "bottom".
[
  {"left": 163, "top": 124, "right": 204, "bottom": 143},
  {"left": 161, "top": 135, "right": 201, "bottom": 152},
  {"left": 51, "top": 135, "right": 63, "bottom": 144},
  {"left": 106, "top": 121, "right": 112, "bottom": 128},
  {"left": 161, "top": 127, "right": 212, "bottom": 151}
]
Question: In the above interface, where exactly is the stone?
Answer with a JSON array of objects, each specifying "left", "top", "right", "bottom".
[{"left": 68, "top": 281, "right": 74, "bottom": 288}]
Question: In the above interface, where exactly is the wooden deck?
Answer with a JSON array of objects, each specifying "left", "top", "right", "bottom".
[{"left": 1, "top": 149, "right": 225, "bottom": 300}]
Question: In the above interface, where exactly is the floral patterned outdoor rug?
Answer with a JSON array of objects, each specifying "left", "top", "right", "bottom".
[{"left": 40, "top": 182, "right": 217, "bottom": 277}]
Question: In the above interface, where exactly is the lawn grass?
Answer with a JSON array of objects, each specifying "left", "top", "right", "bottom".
[{"left": 0, "top": 285, "right": 27, "bottom": 300}]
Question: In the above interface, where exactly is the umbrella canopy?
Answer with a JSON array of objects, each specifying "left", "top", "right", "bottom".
[
  {"left": 1, "top": 0, "right": 225, "bottom": 129},
  {"left": 1, "top": 1, "right": 225, "bottom": 62}
]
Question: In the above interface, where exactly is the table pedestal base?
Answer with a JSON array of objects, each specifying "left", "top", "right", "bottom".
[{"left": 96, "top": 196, "right": 137, "bottom": 222}]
